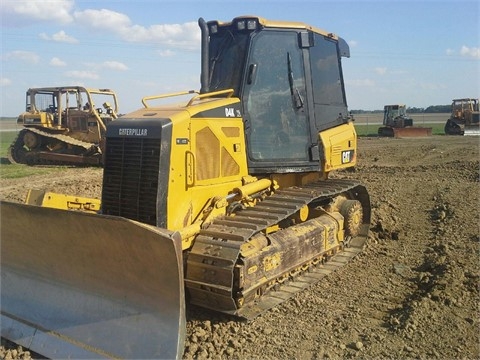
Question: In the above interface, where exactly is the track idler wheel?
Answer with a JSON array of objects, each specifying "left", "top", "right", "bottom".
[
  {"left": 7, "top": 132, "right": 29, "bottom": 164},
  {"left": 23, "top": 131, "right": 41, "bottom": 149},
  {"left": 444, "top": 119, "right": 463, "bottom": 135},
  {"left": 339, "top": 199, "right": 363, "bottom": 237}
]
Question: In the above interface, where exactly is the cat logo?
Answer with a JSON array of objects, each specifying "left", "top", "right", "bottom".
[
  {"left": 225, "top": 107, "right": 235, "bottom": 117},
  {"left": 341, "top": 150, "right": 354, "bottom": 164}
]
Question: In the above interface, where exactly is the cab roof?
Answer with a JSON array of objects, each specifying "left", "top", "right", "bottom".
[{"left": 213, "top": 15, "right": 339, "bottom": 41}]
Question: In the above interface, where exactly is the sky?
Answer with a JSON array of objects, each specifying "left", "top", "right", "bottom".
[{"left": 0, "top": 0, "right": 479, "bottom": 116}]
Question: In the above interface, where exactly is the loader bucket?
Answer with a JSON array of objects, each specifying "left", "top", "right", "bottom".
[{"left": 0, "top": 201, "right": 185, "bottom": 359}]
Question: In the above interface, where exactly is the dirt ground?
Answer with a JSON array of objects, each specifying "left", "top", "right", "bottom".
[{"left": 1, "top": 135, "right": 479, "bottom": 359}]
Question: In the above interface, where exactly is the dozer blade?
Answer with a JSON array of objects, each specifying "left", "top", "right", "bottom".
[
  {"left": 0, "top": 201, "right": 185, "bottom": 359},
  {"left": 391, "top": 127, "right": 432, "bottom": 138},
  {"left": 463, "top": 125, "right": 480, "bottom": 136}
]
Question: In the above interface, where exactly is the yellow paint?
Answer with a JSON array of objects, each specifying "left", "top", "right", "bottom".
[
  {"left": 297, "top": 205, "right": 309, "bottom": 222},
  {"left": 25, "top": 189, "right": 100, "bottom": 213},
  {"left": 265, "top": 224, "right": 280, "bottom": 234},
  {"left": 318, "top": 122, "right": 357, "bottom": 176},
  {"left": 263, "top": 253, "right": 282, "bottom": 271}
]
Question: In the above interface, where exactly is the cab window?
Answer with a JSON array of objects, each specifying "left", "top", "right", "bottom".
[{"left": 243, "top": 31, "right": 310, "bottom": 161}]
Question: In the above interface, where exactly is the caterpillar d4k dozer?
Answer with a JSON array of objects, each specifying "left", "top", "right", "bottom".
[
  {"left": 378, "top": 104, "right": 432, "bottom": 137},
  {"left": 8, "top": 86, "right": 119, "bottom": 165},
  {"left": 1, "top": 16, "right": 371, "bottom": 359},
  {"left": 444, "top": 98, "right": 480, "bottom": 136}
]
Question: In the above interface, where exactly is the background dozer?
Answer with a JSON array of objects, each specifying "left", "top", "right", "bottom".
[
  {"left": 1, "top": 16, "right": 371, "bottom": 359},
  {"left": 378, "top": 104, "right": 432, "bottom": 137},
  {"left": 8, "top": 86, "right": 119, "bottom": 165},
  {"left": 444, "top": 98, "right": 480, "bottom": 136}
]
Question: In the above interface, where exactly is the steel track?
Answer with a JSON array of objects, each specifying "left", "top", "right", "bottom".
[
  {"left": 185, "top": 178, "right": 371, "bottom": 319},
  {"left": 8, "top": 128, "right": 99, "bottom": 166}
]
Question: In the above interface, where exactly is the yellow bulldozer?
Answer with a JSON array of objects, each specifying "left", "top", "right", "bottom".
[
  {"left": 377, "top": 104, "right": 432, "bottom": 137},
  {"left": 444, "top": 98, "right": 480, "bottom": 136},
  {"left": 1, "top": 16, "right": 371, "bottom": 359},
  {"left": 8, "top": 86, "right": 119, "bottom": 165}
]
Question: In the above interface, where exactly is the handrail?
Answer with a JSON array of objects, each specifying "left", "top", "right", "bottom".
[
  {"left": 186, "top": 89, "right": 234, "bottom": 107},
  {"left": 142, "top": 90, "right": 198, "bottom": 108},
  {"left": 142, "top": 89, "right": 234, "bottom": 109},
  {"left": 185, "top": 150, "right": 196, "bottom": 188}
]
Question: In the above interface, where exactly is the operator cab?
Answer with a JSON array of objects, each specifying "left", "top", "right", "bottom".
[{"left": 200, "top": 16, "right": 351, "bottom": 174}]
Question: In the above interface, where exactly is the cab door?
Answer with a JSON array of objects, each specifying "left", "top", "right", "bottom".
[{"left": 242, "top": 30, "right": 310, "bottom": 164}]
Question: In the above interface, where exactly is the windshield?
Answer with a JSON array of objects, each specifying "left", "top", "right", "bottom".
[
  {"left": 394, "top": 107, "right": 406, "bottom": 117},
  {"left": 208, "top": 29, "right": 249, "bottom": 95},
  {"left": 29, "top": 91, "right": 57, "bottom": 112},
  {"left": 386, "top": 106, "right": 406, "bottom": 119}
]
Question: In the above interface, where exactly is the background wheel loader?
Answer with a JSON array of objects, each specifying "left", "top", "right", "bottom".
[
  {"left": 8, "top": 86, "right": 119, "bottom": 165},
  {"left": 378, "top": 104, "right": 432, "bottom": 137},
  {"left": 444, "top": 98, "right": 480, "bottom": 136},
  {"left": 1, "top": 16, "right": 371, "bottom": 359}
]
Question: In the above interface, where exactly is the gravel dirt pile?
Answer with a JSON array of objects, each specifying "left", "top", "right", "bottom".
[{"left": 1, "top": 135, "right": 479, "bottom": 359}]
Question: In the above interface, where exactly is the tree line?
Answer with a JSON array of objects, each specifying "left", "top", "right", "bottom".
[{"left": 351, "top": 104, "right": 450, "bottom": 114}]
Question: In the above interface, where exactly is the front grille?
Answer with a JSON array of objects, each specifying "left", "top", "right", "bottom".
[{"left": 102, "top": 137, "right": 160, "bottom": 226}]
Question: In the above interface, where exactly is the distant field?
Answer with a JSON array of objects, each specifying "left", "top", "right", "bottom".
[
  {"left": 0, "top": 118, "right": 18, "bottom": 132},
  {"left": 1, "top": 131, "right": 16, "bottom": 156},
  {"left": 353, "top": 112, "right": 449, "bottom": 125},
  {"left": 354, "top": 123, "right": 446, "bottom": 137},
  {"left": 0, "top": 114, "right": 449, "bottom": 155},
  {"left": 0, "top": 129, "right": 58, "bottom": 179},
  {"left": 353, "top": 112, "right": 448, "bottom": 136}
]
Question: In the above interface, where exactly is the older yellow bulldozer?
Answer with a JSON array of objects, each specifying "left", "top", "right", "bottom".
[
  {"left": 1, "top": 16, "right": 370, "bottom": 359},
  {"left": 8, "top": 86, "right": 119, "bottom": 165},
  {"left": 444, "top": 98, "right": 480, "bottom": 136}
]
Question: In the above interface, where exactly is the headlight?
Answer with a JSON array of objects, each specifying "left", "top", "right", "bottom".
[
  {"left": 246, "top": 19, "right": 257, "bottom": 30},
  {"left": 236, "top": 20, "right": 246, "bottom": 30},
  {"left": 236, "top": 18, "right": 257, "bottom": 31}
]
